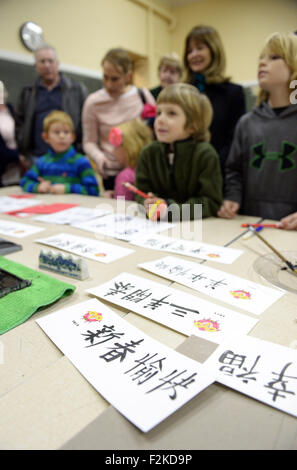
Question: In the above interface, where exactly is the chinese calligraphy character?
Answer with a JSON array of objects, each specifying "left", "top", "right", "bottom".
[
  {"left": 71, "top": 243, "right": 93, "bottom": 254},
  {"left": 218, "top": 350, "right": 260, "bottom": 384},
  {"left": 122, "top": 288, "right": 152, "bottom": 303},
  {"left": 171, "top": 244, "right": 186, "bottom": 252},
  {"left": 144, "top": 295, "right": 171, "bottom": 310},
  {"left": 144, "top": 239, "right": 160, "bottom": 247},
  {"left": 124, "top": 352, "right": 166, "bottom": 384},
  {"left": 146, "top": 369, "right": 197, "bottom": 399},
  {"left": 264, "top": 362, "right": 297, "bottom": 402},
  {"left": 105, "top": 282, "right": 135, "bottom": 297},
  {"left": 159, "top": 242, "right": 174, "bottom": 250},
  {"left": 204, "top": 278, "right": 228, "bottom": 290},
  {"left": 190, "top": 272, "right": 208, "bottom": 283},
  {"left": 169, "top": 265, "right": 191, "bottom": 277},
  {"left": 116, "top": 229, "right": 139, "bottom": 236},
  {"left": 82, "top": 325, "right": 124, "bottom": 347},
  {"left": 169, "top": 303, "right": 200, "bottom": 318},
  {"left": 155, "top": 261, "right": 171, "bottom": 271},
  {"left": 190, "top": 247, "right": 204, "bottom": 255},
  {"left": 218, "top": 350, "right": 247, "bottom": 375},
  {"left": 100, "top": 339, "right": 144, "bottom": 362}
]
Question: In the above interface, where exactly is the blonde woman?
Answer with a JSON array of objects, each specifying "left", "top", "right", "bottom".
[
  {"left": 0, "top": 83, "right": 29, "bottom": 186},
  {"left": 135, "top": 83, "right": 223, "bottom": 221},
  {"left": 218, "top": 33, "right": 297, "bottom": 229},
  {"left": 82, "top": 48, "right": 155, "bottom": 191},
  {"left": 106, "top": 118, "right": 153, "bottom": 200},
  {"left": 183, "top": 25, "right": 246, "bottom": 172}
]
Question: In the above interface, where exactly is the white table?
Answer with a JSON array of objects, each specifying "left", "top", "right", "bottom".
[{"left": 0, "top": 187, "right": 296, "bottom": 450}]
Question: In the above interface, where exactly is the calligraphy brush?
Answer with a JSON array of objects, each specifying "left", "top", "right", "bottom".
[
  {"left": 249, "top": 226, "right": 297, "bottom": 275},
  {"left": 122, "top": 182, "right": 149, "bottom": 199},
  {"left": 241, "top": 223, "right": 280, "bottom": 228}
]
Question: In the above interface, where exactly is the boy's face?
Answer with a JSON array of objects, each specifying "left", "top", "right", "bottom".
[
  {"left": 258, "top": 53, "right": 291, "bottom": 92},
  {"left": 154, "top": 103, "right": 193, "bottom": 144},
  {"left": 42, "top": 122, "right": 75, "bottom": 154}
]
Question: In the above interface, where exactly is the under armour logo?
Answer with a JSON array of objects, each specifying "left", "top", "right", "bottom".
[{"left": 250, "top": 141, "right": 297, "bottom": 171}]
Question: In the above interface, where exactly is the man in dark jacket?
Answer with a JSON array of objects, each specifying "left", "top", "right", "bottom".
[{"left": 15, "top": 44, "right": 88, "bottom": 162}]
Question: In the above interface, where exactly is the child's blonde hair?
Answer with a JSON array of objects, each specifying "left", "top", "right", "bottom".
[
  {"left": 118, "top": 118, "right": 153, "bottom": 167},
  {"left": 257, "top": 32, "right": 297, "bottom": 105},
  {"left": 157, "top": 83, "right": 213, "bottom": 142},
  {"left": 43, "top": 111, "right": 75, "bottom": 133},
  {"left": 183, "top": 25, "right": 230, "bottom": 84},
  {"left": 158, "top": 53, "right": 183, "bottom": 77}
]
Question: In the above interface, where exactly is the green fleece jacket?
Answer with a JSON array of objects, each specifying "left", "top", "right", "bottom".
[{"left": 135, "top": 139, "right": 223, "bottom": 220}]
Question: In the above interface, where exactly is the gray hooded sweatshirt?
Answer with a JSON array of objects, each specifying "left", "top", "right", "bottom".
[{"left": 224, "top": 102, "right": 297, "bottom": 220}]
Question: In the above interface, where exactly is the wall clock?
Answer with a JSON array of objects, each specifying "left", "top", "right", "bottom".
[{"left": 19, "top": 22, "right": 44, "bottom": 51}]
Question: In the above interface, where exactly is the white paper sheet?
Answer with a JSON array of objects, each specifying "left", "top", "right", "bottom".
[
  {"left": 71, "top": 213, "right": 175, "bottom": 241},
  {"left": 0, "top": 218, "right": 45, "bottom": 238},
  {"left": 36, "top": 298, "right": 216, "bottom": 432},
  {"left": 87, "top": 272, "right": 258, "bottom": 342},
  {"left": 130, "top": 234, "right": 243, "bottom": 264},
  {"left": 207, "top": 335, "right": 297, "bottom": 418},
  {"left": 139, "top": 256, "right": 284, "bottom": 315},
  {"left": 34, "top": 206, "right": 110, "bottom": 225},
  {"left": 35, "top": 232, "right": 134, "bottom": 264},
  {"left": 0, "top": 196, "right": 42, "bottom": 213}
]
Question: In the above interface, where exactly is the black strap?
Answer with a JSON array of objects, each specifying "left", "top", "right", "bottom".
[{"left": 137, "top": 88, "right": 146, "bottom": 104}]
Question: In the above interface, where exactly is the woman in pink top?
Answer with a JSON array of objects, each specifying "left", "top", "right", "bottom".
[
  {"left": 107, "top": 118, "right": 153, "bottom": 200},
  {"left": 0, "top": 84, "right": 29, "bottom": 186},
  {"left": 82, "top": 48, "right": 155, "bottom": 190}
]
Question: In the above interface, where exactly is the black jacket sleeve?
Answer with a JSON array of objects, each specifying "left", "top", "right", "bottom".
[
  {"left": 206, "top": 82, "right": 246, "bottom": 173},
  {"left": 0, "top": 133, "right": 19, "bottom": 179}
]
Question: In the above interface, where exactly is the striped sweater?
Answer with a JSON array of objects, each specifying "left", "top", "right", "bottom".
[{"left": 20, "top": 146, "right": 99, "bottom": 196}]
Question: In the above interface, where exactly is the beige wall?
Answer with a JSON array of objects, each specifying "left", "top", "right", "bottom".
[
  {"left": 0, "top": 0, "right": 296, "bottom": 87},
  {"left": 0, "top": 0, "right": 173, "bottom": 87},
  {"left": 171, "top": 0, "right": 297, "bottom": 83}
]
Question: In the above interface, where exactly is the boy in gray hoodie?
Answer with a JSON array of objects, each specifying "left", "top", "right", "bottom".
[{"left": 218, "top": 32, "right": 297, "bottom": 230}]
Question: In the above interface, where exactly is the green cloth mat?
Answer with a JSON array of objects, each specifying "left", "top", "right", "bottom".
[{"left": 0, "top": 256, "right": 75, "bottom": 335}]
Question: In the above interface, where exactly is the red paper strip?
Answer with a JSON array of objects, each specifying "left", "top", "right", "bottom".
[
  {"left": 6, "top": 203, "right": 78, "bottom": 216},
  {"left": 8, "top": 194, "right": 36, "bottom": 199}
]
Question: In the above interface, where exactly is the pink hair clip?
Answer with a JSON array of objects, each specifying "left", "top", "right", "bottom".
[
  {"left": 141, "top": 103, "right": 156, "bottom": 119},
  {"left": 108, "top": 127, "right": 123, "bottom": 147}
]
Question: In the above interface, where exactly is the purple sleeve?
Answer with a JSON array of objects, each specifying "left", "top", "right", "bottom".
[{"left": 114, "top": 167, "right": 136, "bottom": 200}]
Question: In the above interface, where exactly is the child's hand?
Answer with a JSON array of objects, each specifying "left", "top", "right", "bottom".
[
  {"left": 278, "top": 212, "right": 297, "bottom": 230},
  {"left": 50, "top": 184, "right": 66, "bottom": 194},
  {"left": 144, "top": 193, "right": 167, "bottom": 221},
  {"left": 37, "top": 178, "right": 52, "bottom": 193},
  {"left": 19, "top": 154, "right": 31, "bottom": 172},
  {"left": 217, "top": 200, "right": 240, "bottom": 219},
  {"left": 144, "top": 192, "right": 157, "bottom": 212},
  {"left": 96, "top": 155, "right": 109, "bottom": 179}
]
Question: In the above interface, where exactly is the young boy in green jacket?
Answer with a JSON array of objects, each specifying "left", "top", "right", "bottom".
[{"left": 135, "top": 83, "right": 222, "bottom": 221}]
